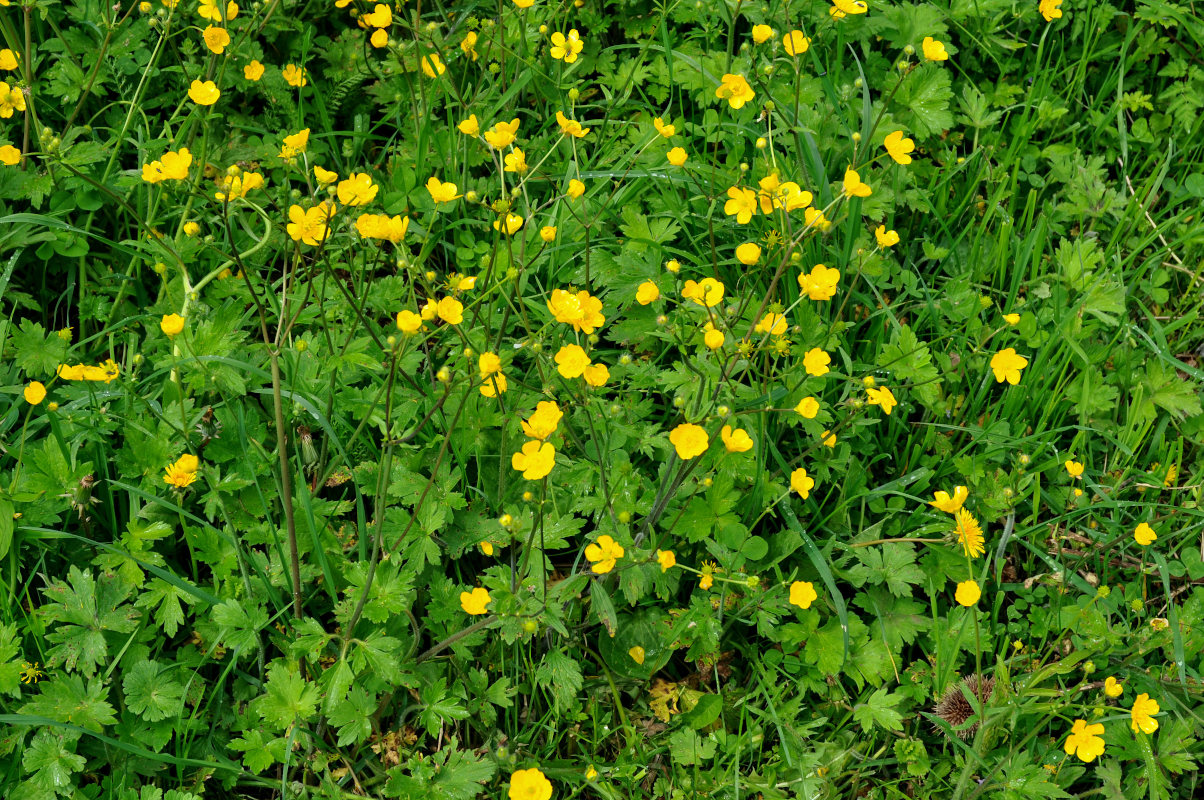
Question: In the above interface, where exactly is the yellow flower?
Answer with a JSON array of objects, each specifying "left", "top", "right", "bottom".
[
  {"left": 0, "top": 144, "right": 19, "bottom": 166},
  {"left": 929, "top": 486, "right": 968, "bottom": 513},
  {"left": 549, "top": 29, "right": 584, "bottom": 63},
  {"left": 669, "top": 423, "right": 709, "bottom": 459},
  {"left": 666, "top": 147, "right": 687, "bottom": 166},
  {"left": 356, "top": 213, "right": 409, "bottom": 242},
  {"left": 286, "top": 202, "right": 336, "bottom": 246},
  {"left": 790, "top": 467, "right": 815, "bottom": 498},
  {"left": 636, "top": 281, "right": 660, "bottom": 305},
  {"left": 735, "top": 243, "right": 761, "bottom": 265},
  {"left": 512, "top": 440, "right": 556, "bottom": 480},
  {"left": 883, "top": 130, "right": 915, "bottom": 165},
  {"left": 337, "top": 173, "right": 379, "bottom": 206},
  {"left": 751, "top": 24, "right": 774, "bottom": 44},
  {"left": 313, "top": 165, "right": 338, "bottom": 185},
  {"left": 460, "top": 587, "right": 491, "bottom": 615},
  {"left": 682, "top": 278, "right": 724, "bottom": 308},
  {"left": 798, "top": 264, "right": 840, "bottom": 301},
  {"left": 1134, "top": 522, "right": 1157, "bottom": 546},
  {"left": 585, "top": 534, "right": 625, "bottom": 573},
  {"left": 724, "top": 186, "right": 758, "bottom": 223},
  {"left": 24, "top": 381, "right": 46, "bottom": 405},
  {"left": 282, "top": 63, "right": 308, "bottom": 86},
  {"left": 164, "top": 454, "right": 200, "bottom": 488},
  {"left": 484, "top": 118, "right": 520, "bottom": 149},
  {"left": 426, "top": 176, "right": 462, "bottom": 204},
  {"left": 1003, "top": 312, "right": 1020, "bottom": 325},
  {"left": 866, "top": 386, "right": 897, "bottom": 415},
  {"left": 566, "top": 178, "right": 585, "bottom": 198},
  {"left": 657, "top": 549, "right": 676, "bottom": 571},
  {"left": 478, "top": 352, "right": 502, "bottom": 378},
  {"left": 755, "top": 313, "right": 788, "bottom": 336},
  {"left": 160, "top": 313, "right": 185, "bottom": 336},
  {"left": 653, "top": 116, "right": 675, "bottom": 137},
  {"left": 0, "top": 80, "right": 25, "bottom": 117},
  {"left": 547, "top": 288, "right": 605, "bottom": 333},
  {"left": 922, "top": 36, "right": 949, "bottom": 61},
  {"left": 803, "top": 206, "right": 831, "bottom": 231},
  {"left": 197, "top": 0, "right": 238, "bottom": 20},
  {"left": 783, "top": 30, "right": 810, "bottom": 56},
  {"left": 720, "top": 425, "right": 753, "bottom": 453},
  {"left": 396, "top": 310, "right": 423, "bottom": 333},
  {"left": 504, "top": 148, "right": 529, "bottom": 173},
  {"left": 954, "top": 579, "right": 980, "bottom": 606},
  {"left": 821, "top": 430, "right": 837, "bottom": 448},
  {"left": 1063, "top": 460, "right": 1084, "bottom": 478},
  {"left": 875, "top": 226, "right": 900, "bottom": 247},
  {"left": 521, "top": 401, "right": 562, "bottom": 440},
  {"left": 0, "top": 49, "right": 20, "bottom": 71},
  {"left": 554, "top": 344, "right": 591, "bottom": 378},
  {"left": 796, "top": 397, "right": 820, "bottom": 419},
  {"left": 202, "top": 25, "right": 230, "bottom": 54},
  {"left": 700, "top": 561, "right": 717, "bottom": 590},
  {"left": 493, "top": 213, "right": 524, "bottom": 235},
  {"left": 954, "top": 509, "right": 984, "bottom": 558},
  {"left": 142, "top": 148, "right": 193, "bottom": 183},
  {"left": 279, "top": 128, "right": 310, "bottom": 160},
  {"left": 512, "top": 0, "right": 534, "bottom": 7},
  {"left": 437, "top": 296, "right": 464, "bottom": 325},
  {"left": 362, "top": 2, "right": 391, "bottom": 26},
  {"left": 460, "top": 30, "right": 477, "bottom": 59},
  {"left": 1039, "top": 0, "right": 1063, "bottom": 22},
  {"left": 990, "top": 348, "right": 1028, "bottom": 384},
  {"left": 715, "top": 73, "right": 755, "bottom": 109},
  {"left": 831, "top": 0, "right": 868, "bottom": 14},
  {"left": 582, "top": 363, "right": 609, "bottom": 387},
  {"left": 458, "top": 114, "right": 480, "bottom": 136},
  {"left": 803, "top": 347, "right": 831, "bottom": 377},
  {"left": 842, "top": 167, "right": 871, "bottom": 198},
  {"left": 421, "top": 53, "right": 446, "bottom": 77},
  {"left": 508, "top": 767, "right": 553, "bottom": 800},
  {"left": 188, "top": 79, "right": 220, "bottom": 105},
  {"left": 628, "top": 646, "right": 645, "bottom": 664},
  {"left": 1063, "top": 719, "right": 1106, "bottom": 762},
  {"left": 19, "top": 661, "right": 43, "bottom": 684},
  {"left": 1104, "top": 677, "right": 1123, "bottom": 698},
  {"left": 789, "top": 580, "right": 817, "bottom": 609},
  {"left": 704, "top": 325, "right": 725, "bottom": 350},
  {"left": 480, "top": 373, "right": 508, "bottom": 397},
  {"left": 540, "top": 226, "right": 557, "bottom": 242},
  {"left": 1131, "top": 694, "right": 1159, "bottom": 734}
]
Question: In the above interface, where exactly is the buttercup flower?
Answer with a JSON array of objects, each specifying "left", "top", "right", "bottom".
[
  {"left": 567, "top": 178, "right": 585, "bottom": 198},
  {"left": 735, "top": 243, "right": 761, "bottom": 265},
  {"left": 1003, "top": 313, "right": 1020, "bottom": 325},
  {"left": 278, "top": 128, "right": 310, "bottom": 160},
  {"left": 521, "top": 401, "right": 562, "bottom": 440},
  {"left": 585, "top": 534, "right": 624, "bottom": 573},
  {"left": 842, "top": 167, "right": 871, "bottom": 197},
  {"left": 282, "top": 63, "right": 308, "bottom": 86},
  {"left": 426, "top": 176, "right": 462, "bottom": 204},
  {"left": 721, "top": 425, "right": 753, "bottom": 453},
  {"left": 337, "top": 173, "right": 379, "bottom": 206},
  {"left": 142, "top": 148, "right": 193, "bottom": 183},
  {"left": 437, "top": 296, "right": 463, "bottom": 325},
  {"left": 287, "top": 202, "right": 336, "bottom": 246},
  {"left": 653, "top": 116, "right": 675, "bottom": 137},
  {"left": 667, "top": 147, "right": 687, "bottom": 166},
  {"left": 715, "top": 73, "right": 755, "bottom": 109},
  {"left": 1039, "top": 0, "right": 1063, "bottom": 21},
  {"left": 699, "top": 561, "right": 717, "bottom": 590},
  {"left": 657, "top": 549, "right": 676, "bottom": 571},
  {"left": 930, "top": 486, "right": 968, "bottom": 513},
  {"left": 821, "top": 430, "right": 837, "bottom": 447},
  {"left": 669, "top": 423, "right": 709, "bottom": 459},
  {"left": 724, "top": 186, "right": 758, "bottom": 223},
  {"left": 1134, "top": 522, "right": 1157, "bottom": 546},
  {"left": 831, "top": 0, "right": 868, "bottom": 14},
  {"left": 164, "top": 454, "right": 200, "bottom": 488},
  {"left": 512, "top": 440, "right": 556, "bottom": 480},
  {"left": 751, "top": 24, "right": 774, "bottom": 44},
  {"left": 866, "top": 386, "right": 897, "bottom": 415},
  {"left": 188, "top": 79, "right": 220, "bottom": 105},
  {"left": 954, "top": 509, "right": 984, "bottom": 558},
  {"left": 0, "top": 49, "right": 20, "bottom": 71},
  {"left": 458, "top": 115, "right": 480, "bottom": 136},
  {"left": 682, "top": 278, "right": 724, "bottom": 308},
  {"left": 215, "top": 170, "right": 265, "bottom": 201},
  {"left": 798, "top": 264, "right": 840, "bottom": 301},
  {"left": 460, "top": 587, "right": 491, "bottom": 615},
  {"left": 0, "top": 144, "right": 19, "bottom": 165},
  {"left": 540, "top": 226, "right": 557, "bottom": 242},
  {"left": 1064, "top": 459, "right": 1084, "bottom": 478},
  {"left": 783, "top": 30, "right": 810, "bottom": 55},
  {"left": 0, "top": 81, "right": 24, "bottom": 118},
  {"left": 547, "top": 289, "right": 605, "bottom": 333},
  {"left": 875, "top": 226, "right": 900, "bottom": 247},
  {"left": 922, "top": 36, "right": 949, "bottom": 61},
  {"left": 803, "top": 347, "right": 831, "bottom": 376},
  {"left": 554, "top": 344, "right": 591, "bottom": 378},
  {"left": 509, "top": 767, "right": 553, "bottom": 800},
  {"left": 884, "top": 130, "right": 915, "bottom": 164},
  {"left": 1104, "top": 677, "right": 1123, "bottom": 698},
  {"left": 493, "top": 213, "right": 524, "bottom": 235},
  {"left": 421, "top": 53, "right": 446, "bottom": 77},
  {"left": 1063, "top": 719, "right": 1106, "bottom": 762},
  {"left": 796, "top": 397, "right": 819, "bottom": 419},
  {"left": 755, "top": 313, "right": 788, "bottom": 336},
  {"left": 459, "top": 30, "right": 477, "bottom": 59},
  {"left": 703, "top": 324, "right": 725, "bottom": 350},
  {"left": 198, "top": 0, "right": 238, "bottom": 21},
  {"left": 955, "top": 579, "right": 980, "bottom": 606},
  {"left": 396, "top": 310, "right": 423, "bottom": 334},
  {"left": 1130, "top": 693, "right": 1159, "bottom": 734},
  {"left": 636, "top": 281, "right": 660, "bottom": 305},
  {"left": 550, "top": 29, "right": 584, "bottom": 63},
  {"left": 990, "top": 348, "right": 1028, "bottom": 384},
  {"left": 202, "top": 25, "right": 230, "bottom": 53},
  {"left": 582, "top": 363, "right": 609, "bottom": 387},
  {"left": 313, "top": 166, "right": 338, "bottom": 185},
  {"left": 789, "top": 581, "right": 817, "bottom": 609},
  {"left": 504, "top": 148, "right": 529, "bottom": 173},
  {"left": 791, "top": 467, "right": 815, "bottom": 498},
  {"left": 485, "top": 118, "right": 520, "bottom": 149},
  {"left": 24, "top": 381, "right": 46, "bottom": 405},
  {"left": 160, "top": 313, "right": 185, "bottom": 335}
]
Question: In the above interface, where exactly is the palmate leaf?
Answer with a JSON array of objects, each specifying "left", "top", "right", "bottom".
[
  {"left": 20, "top": 675, "right": 117, "bottom": 732},
  {"left": 41, "top": 567, "right": 139, "bottom": 678},
  {"left": 122, "top": 660, "right": 184, "bottom": 722},
  {"left": 22, "top": 729, "right": 85, "bottom": 796},
  {"left": 851, "top": 687, "right": 905, "bottom": 734},
  {"left": 254, "top": 661, "right": 320, "bottom": 731},
  {"left": 893, "top": 65, "right": 954, "bottom": 138},
  {"left": 846, "top": 543, "right": 926, "bottom": 597}
]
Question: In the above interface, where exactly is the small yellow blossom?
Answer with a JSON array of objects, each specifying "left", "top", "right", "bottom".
[
  {"left": 954, "top": 579, "right": 980, "bottom": 606},
  {"left": 585, "top": 534, "right": 624, "bottom": 573},
  {"left": 554, "top": 344, "right": 591, "bottom": 378},
  {"left": 657, "top": 549, "right": 676, "bottom": 571},
  {"left": 990, "top": 348, "right": 1028, "bottom": 384},
  {"left": 796, "top": 397, "right": 820, "bottom": 419},
  {"left": 922, "top": 36, "right": 950, "bottom": 61},
  {"left": 1134, "top": 522, "right": 1157, "bottom": 546},
  {"left": 929, "top": 486, "right": 968, "bottom": 513},
  {"left": 667, "top": 147, "right": 687, "bottom": 166},
  {"left": 866, "top": 386, "right": 897, "bottom": 415},
  {"left": 803, "top": 347, "right": 831, "bottom": 377},
  {"left": 875, "top": 226, "right": 900, "bottom": 247},
  {"left": 789, "top": 580, "right": 817, "bottom": 609},
  {"left": 636, "top": 281, "right": 660, "bottom": 305},
  {"left": 512, "top": 440, "right": 556, "bottom": 480},
  {"left": 735, "top": 242, "right": 761, "bottom": 265},
  {"left": 715, "top": 73, "right": 755, "bottom": 109},
  {"left": 1104, "top": 677, "right": 1123, "bottom": 698},
  {"left": 791, "top": 467, "right": 815, "bottom": 498},
  {"left": 669, "top": 423, "right": 709, "bottom": 459},
  {"left": 1130, "top": 694, "right": 1159, "bottom": 735},
  {"left": 160, "top": 313, "right": 185, "bottom": 336},
  {"left": 720, "top": 425, "right": 753, "bottom": 453},
  {"left": 24, "top": 382, "right": 46, "bottom": 405},
  {"left": 282, "top": 63, "right": 308, "bottom": 86},
  {"left": 883, "top": 130, "right": 915, "bottom": 165},
  {"left": 460, "top": 587, "right": 491, "bottom": 615}
]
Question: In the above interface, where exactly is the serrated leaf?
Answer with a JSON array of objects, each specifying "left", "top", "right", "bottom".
[
  {"left": 254, "top": 661, "right": 320, "bottom": 730},
  {"left": 9, "top": 319, "right": 69, "bottom": 375},
  {"left": 430, "top": 747, "right": 497, "bottom": 800},
  {"left": 852, "top": 687, "right": 905, "bottom": 734},
  {"left": 22, "top": 729, "right": 85, "bottom": 796},
  {"left": 846, "top": 544, "right": 926, "bottom": 597},
  {"left": 40, "top": 567, "right": 138, "bottom": 678},
  {"left": 590, "top": 581, "right": 618, "bottom": 637},
  {"left": 212, "top": 598, "right": 268, "bottom": 657},
  {"left": 878, "top": 325, "right": 941, "bottom": 408},
  {"left": 534, "top": 650, "right": 583, "bottom": 712},
  {"left": 894, "top": 65, "right": 954, "bottom": 137},
  {"left": 20, "top": 675, "right": 117, "bottom": 732},
  {"left": 122, "top": 660, "right": 184, "bottom": 722}
]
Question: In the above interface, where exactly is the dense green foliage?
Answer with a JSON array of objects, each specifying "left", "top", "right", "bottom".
[{"left": 1, "top": 0, "right": 1203, "bottom": 797}]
